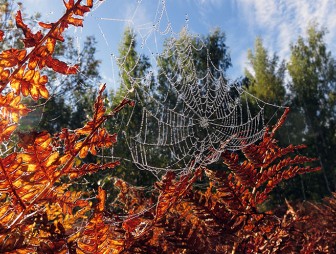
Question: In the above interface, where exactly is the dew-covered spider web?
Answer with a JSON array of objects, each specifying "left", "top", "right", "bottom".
[
  {"left": 86, "top": 0, "right": 286, "bottom": 176},
  {"left": 0, "top": 0, "right": 288, "bottom": 227},
  {"left": 125, "top": 57, "right": 277, "bottom": 176},
  {"left": 2, "top": 0, "right": 286, "bottom": 175}
]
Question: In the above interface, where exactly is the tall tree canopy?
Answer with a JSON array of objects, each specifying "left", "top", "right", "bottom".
[
  {"left": 288, "top": 24, "right": 336, "bottom": 195},
  {"left": 106, "top": 27, "right": 154, "bottom": 187},
  {"left": 155, "top": 28, "right": 231, "bottom": 107},
  {"left": 113, "top": 27, "right": 151, "bottom": 103},
  {"left": 245, "top": 37, "right": 286, "bottom": 105}
]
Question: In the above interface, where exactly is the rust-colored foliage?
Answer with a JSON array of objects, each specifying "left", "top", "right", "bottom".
[
  {"left": 111, "top": 109, "right": 326, "bottom": 254},
  {"left": 76, "top": 188, "right": 124, "bottom": 254},
  {"left": 0, "top": 1, "right": 335, "bottom": 253},
  {"left": 0, "top": 30, "right": 4, "bottom": 42},
  {"left": 0, "top": 1, "right": 128, "bottom": 252}
]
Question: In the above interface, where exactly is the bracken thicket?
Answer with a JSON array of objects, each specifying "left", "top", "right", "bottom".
[{"left": 0, "top": 1, "right": 335, "bottom": 253}]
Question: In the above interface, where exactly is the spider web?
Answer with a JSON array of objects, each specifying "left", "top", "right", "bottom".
[
  {"left": 2, "top": 0, "right": 285, "bottom": 175},
  {"left": 127, "top": 50, "right": 270, "bottom": 176},
  {"left": 89, "top": 1, "right": 285, "bottom": 176},
  {"left": 0, "top": 0, "right": 288, "bottom": 230}
]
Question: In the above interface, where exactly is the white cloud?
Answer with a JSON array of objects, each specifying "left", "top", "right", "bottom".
[{"left": 234, "top": 0, "right": 336, "bottom": 65}]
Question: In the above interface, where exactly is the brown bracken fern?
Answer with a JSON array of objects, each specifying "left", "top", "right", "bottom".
[
  {"left": 0, "top": 1, "right": 335, "bottom": 253},
  {"left": 0, "top": 1, "right": 130, "bottom": 252}
]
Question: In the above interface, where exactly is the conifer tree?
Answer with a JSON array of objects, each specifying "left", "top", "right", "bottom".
[
  {"left": 245, "top": 37, "right": 286, "bottom": 105},
  {"left": 288, "top": 24, "right": 336, "bottom": 196},
  {"left": 106, "top": 27, "right": 155, "bottom": 187}
]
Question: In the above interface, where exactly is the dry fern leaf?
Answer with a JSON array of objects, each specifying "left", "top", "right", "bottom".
[
  {"left": 76, "top": 187, "right": 124, "bottom": 254},
  {"left": 0, "top": 92, "right": 31, "bottom": 123}
]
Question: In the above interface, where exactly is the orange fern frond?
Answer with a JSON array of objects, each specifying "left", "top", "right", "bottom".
[
  {"left": 76, "top": 187, "right": 125, "bottom": 254},
  {"left": 0, "top": 92, "right": 31, "bottom": 123},
  {"left": 221, "top": 108, "right": 321, "bottom": 205},
  {"left": 0, "top": 0, "right": 94, "bottom": 98}
]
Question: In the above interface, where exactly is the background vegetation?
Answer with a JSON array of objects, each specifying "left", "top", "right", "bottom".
[{"left": 0, "top": 0, "right": 335, "bottom": 253}]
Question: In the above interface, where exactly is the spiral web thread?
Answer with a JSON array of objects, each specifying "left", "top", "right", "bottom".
[
  {"left": 0, "top": 0, "right": 285, "bottom": 177},
  {"left": 7, "top": 0, "right": 282, "bottom": 176},
  {"left": 127, "top": 55, "right": 269, "bottom": 176},
  {"left": 0, "top": 0, "right": 287, "bottom": 226},
  {"left": 97, "top": 1, "right": 285, "bottom": 176}
]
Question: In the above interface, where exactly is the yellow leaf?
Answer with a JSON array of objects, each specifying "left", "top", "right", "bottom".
[
  {"left": 1, "top": 124, "right": 17, "bottom": 141},
  {"left": 97, "top": 187, "right": 106, "bottom": 212},
  {"left": 59, "top": 154, "right": 71, "bottom": 165},
  {"left": 18, "top": 49, "right": 26, "bottom": 61},
  {"left": 29, "top": 83, "right": 39, "bottom": 100},
  {"left": 10, "top": 93, "right": 21, "bottom": 105},
  {"left": 39, "top": 85, "right": 49, "bottom": 99},
  {"left": 79, "top": 145, "right": 89, "bottom": 159},
  {"left": 32, "top": 70, "right": 40, "bottom": 84},
  {"left": 23, "top": 69, "right": 35, "bottom": 81},
  {"left": 28, "top": 57, "right": 38, "bottom": 69},
  {"left": 44, "top": 152, "right": 59, "bottom": 167},
  {"left": 0, "top": 68, "right": 9, "bottom": 80},
  {"left": 74, "top": 141, "right": 83, "bottom": 150},
  {"left": 21, "top": 81, "right": 30, "bottom": 96},
  {"left": 35, "top": 132, "right": 51, "bottom": 148},
  {"left": 20, "top": 188, "right": 39, "bottom": 202},
  {"left": 10, "top": 79, "right": 20, "bottom": 91},
  {"left": 18, "top": 153, "right": 35, "bottom": 163},
  {"left": 39, "top": 75, "right": 48, "bottom": 85},
  {"left": 46, "top": 38, "right": 56, "bottom": 53}
]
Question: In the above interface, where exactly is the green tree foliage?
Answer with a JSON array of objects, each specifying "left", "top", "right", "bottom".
[
  {"left": 150, "top": 28, "right": 233, "bottom": 171},
  {"left": 244, "top": 29, "right": 336, "bottom": 203},
  {"left": 244, "top": 38, "right": 287, "bottom": 163},
  {"left": 287, "top": 24, "right": 336, "bottom": 197},
  {"left": 113, "top": 27, "right": 151, "bottom": 101},
  {"left": 245, "top": 37, "right": 286, "bottom": 105},
  {"left": 244, "top": 37, "right": 301, "bottom": 204},
  {"left": 156, "top": 28, "right": 231, "bottom": 107},
  {"left": 107, "top": 27, "right": 155, "bottom": 187}
]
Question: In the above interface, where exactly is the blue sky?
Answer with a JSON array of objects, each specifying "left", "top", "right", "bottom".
[{"left": 23, "top": 0, "right": 336, "bottom": 91}]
